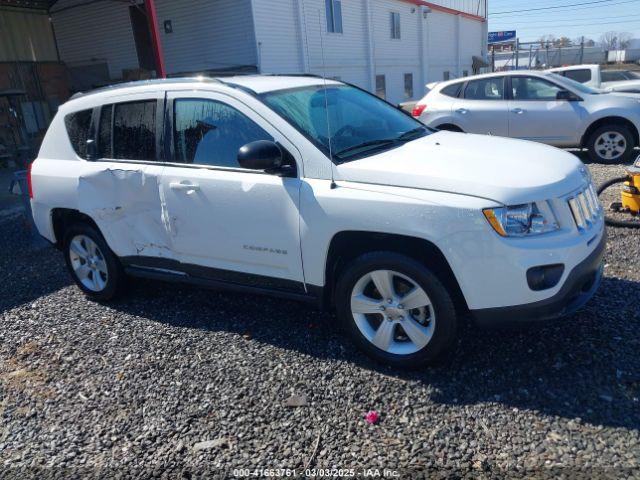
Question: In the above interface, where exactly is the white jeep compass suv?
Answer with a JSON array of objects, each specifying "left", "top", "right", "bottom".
[{"left": 30, "top": 75, "right": 605, "bottom": 368}]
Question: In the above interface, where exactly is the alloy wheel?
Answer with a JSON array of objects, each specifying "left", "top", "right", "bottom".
[
  {"left": 68, "top": 234, "right": 108, "bottom": 292},
  {"left": 595, "top": 131, "right": 627, "bottom": 161},
  {"left": 350, "top": 269, "right": 435, "bottom": 355}
]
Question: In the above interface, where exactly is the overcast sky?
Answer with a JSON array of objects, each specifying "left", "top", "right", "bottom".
[{"left": 488, "top": 0, "right": 640, "bottom": 43}]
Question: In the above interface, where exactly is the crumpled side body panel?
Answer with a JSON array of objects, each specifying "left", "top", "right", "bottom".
[{"left": 77, "top": 168, "right": 173, "bottom": 258}]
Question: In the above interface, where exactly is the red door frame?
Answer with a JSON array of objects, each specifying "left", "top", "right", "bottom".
[{"left": 144, "top": 0, "right": 166, "bottom": 78}]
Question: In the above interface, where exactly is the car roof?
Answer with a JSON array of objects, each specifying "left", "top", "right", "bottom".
[
  {"left": 548, "top": 64, "right": 598, "bottom": 71},
  {"left": 435, "top": 70, "right": 549, "bottom": 89},
  {"left": 222, "top": 75, "right": 341, "bottom": 94},
  {"left": 69, "top": 75, "right": 341, "bottom": 101}
]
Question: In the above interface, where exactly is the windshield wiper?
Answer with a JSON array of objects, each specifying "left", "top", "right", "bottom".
[
  {"left": 396, "top": 126, "right": 428, "bottom": 141},
  {"left": 333, "top": 138, "right": 398, "bottom": 160}
]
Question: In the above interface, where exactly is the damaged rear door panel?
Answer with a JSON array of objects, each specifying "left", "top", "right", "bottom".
[
  {"left": 77, "top": 164, "right": 172, "bottom": 258},
  {"left": 78, "top": 91, "right": 174, "bottom": 260}
]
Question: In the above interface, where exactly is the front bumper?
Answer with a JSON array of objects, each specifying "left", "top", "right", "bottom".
[{"left": 471, "top": 233, "right": 605, "bottom": 327}]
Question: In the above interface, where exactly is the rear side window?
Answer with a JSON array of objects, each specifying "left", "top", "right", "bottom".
[
  {"left": 440, "top": 82, "right": 462, "bottom": 98},
  {"left": 601, "top": 70, "right": 627, "bottom": 82},
  {"left": 562, "top": 69, "right": 591, "bottom": 84},
  {"left": 113, "top": 100, "right": 156, "bottom": 161},
  {"left": 64, "top": 109, "right": 93, "bottom": 159},
  {"left": 464, "top": 78, "right": 504, "bottom": 100}
]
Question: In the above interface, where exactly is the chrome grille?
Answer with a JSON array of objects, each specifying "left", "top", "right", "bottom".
[{"left": 568, "top": 183, "right": 602, "bottom": 231}]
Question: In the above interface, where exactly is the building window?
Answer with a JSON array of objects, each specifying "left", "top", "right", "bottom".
[
  {"left": 376, "top": 75, "right": 386, "bottom": 99},
  {"left": 443, "top": 71, "right": 450, "bottom": 81},
  {"left": 390, "top": 12, "right": 401, "bottom": 39},
  {"left": 404, "top": 73, "right": 414, "bottom": 99},
  {"left": 325, "top": 0, "right": 343, "bottom": 33}
]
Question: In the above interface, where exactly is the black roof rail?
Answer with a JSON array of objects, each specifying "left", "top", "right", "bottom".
[{"left": 69, "top": 77, "right": 223, "bottom": 100}]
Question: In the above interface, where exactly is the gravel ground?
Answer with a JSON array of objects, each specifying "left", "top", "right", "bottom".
[{"left": 1, "top": 158, "right": 639, "bottom": 479}]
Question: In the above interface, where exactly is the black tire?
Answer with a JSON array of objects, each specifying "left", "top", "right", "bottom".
[
  {"left": 436, "top": 124, "right": 463, "bottom": 132},
  {"left": 63, "top": 223, "right": 125, "bottom": 301},
  {"left": 334, "top": 252, "right": 458, "bottom": 369},
  {"left": 586, "top": 124, "right": 635, "bottom": 164}
]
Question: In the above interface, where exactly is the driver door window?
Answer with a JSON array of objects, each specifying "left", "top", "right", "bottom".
[
  {"left": 508, "top": 76, "right": 581, "bottom": 145},
  {"left": 173, "top": 99, "right": 273, "bottom": 167},
  {"left": 511, "top": 77, "right": 563, "bottom": 101}
]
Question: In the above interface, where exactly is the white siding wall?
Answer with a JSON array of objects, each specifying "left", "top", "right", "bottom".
[
  {"left": 156, "top": 0, "right": 256, "bottom": 75},
  {"left": 299, "top": 0, "right": 370, "bottom": 87},
  {"left": 429, "top": 0, "right": 486, "bottom": 17},
  {"left": 52, "top": 0, "right": 257, "bottom": 80},
  {"left": 251, "top": 0, "right": 304, "bottom": 73},
  {"left": 51, "top": 0, "right": 485, "bottom": 102},
  {"left": 459, "top": 16, "right": 482, "bottom": 75},
  {"left": 52, "top": 0, "right": 139, "bottom": 79},
  {"left": 371, "top": 0, "right": 421, "bottom": 102},
  {"left": 427, "top": 11, "right": 458, "bottom": 83}
]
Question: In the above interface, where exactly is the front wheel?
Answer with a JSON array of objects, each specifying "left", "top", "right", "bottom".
[
  {"left": 586, "top": 124, "right": 635, "bottom": 164},
  {"left": 335, "top": 252, "right": 458, "bottom": 368},
  {"left": 63, "top": 223, "right": 125, "bottom": 301}
]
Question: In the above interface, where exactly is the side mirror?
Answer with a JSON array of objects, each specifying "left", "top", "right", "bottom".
[
  {"left": 556, "top": 90, "right": 580, "bottom": 101},
  {"left": 238, "top": 140, "right": 283, "bottom": 171}
]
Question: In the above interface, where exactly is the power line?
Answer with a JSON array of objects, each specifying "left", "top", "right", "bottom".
[
  {"left": 505, "top": 19, "right": 640, "bottom": 30},
  {"left": 490, "top": 14, "right": 640, "bottom": 26},
  {"left": 490, "top": 0, "right": 630, "bottom": 16}
]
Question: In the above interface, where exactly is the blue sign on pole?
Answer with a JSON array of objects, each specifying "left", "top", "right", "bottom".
[{"left": 488, "top": 31, "right": 516, "bottom": 43}]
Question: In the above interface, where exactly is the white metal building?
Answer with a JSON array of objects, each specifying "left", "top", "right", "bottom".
[{"left": 50, "top": 0, "right": 487, "bottom": 104}]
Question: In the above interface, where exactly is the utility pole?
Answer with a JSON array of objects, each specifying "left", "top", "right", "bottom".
[
  {"left": 491, "top": 45, "right": 495, "bottom": 72},
  {"left": 515, "top": 38, "right": 519, "bottom": 69},
  {"left": 580, "top": 36, "right": 585, "bottom": 64}
]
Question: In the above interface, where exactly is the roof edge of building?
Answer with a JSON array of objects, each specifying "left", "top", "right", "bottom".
[{"left": 399, "top": 0, "right": 486, "bottom": 22}]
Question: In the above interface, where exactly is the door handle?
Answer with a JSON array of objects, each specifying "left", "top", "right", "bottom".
[
  {"left": 455, "top": 108, "right": 468, "bottom": 114},
  {"left": 170, "top": 182, "right": 200, "bottom": 192},
  {"left": 511, "top": 108, "right": 525, "bottom": 114}
]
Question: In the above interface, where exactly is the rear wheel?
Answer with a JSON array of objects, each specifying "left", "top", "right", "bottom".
[
  {"left": 335, "top": 252, "right": 458, "bottom": 368},
  {"left": 436, "top": 124, "right": 463, "bottom": 132},
  {"left": 63, "top": 224, "right": 124, "bottom": 301},
  {"left": 586, "top": 124, "right": 635, "bottom": 164}
]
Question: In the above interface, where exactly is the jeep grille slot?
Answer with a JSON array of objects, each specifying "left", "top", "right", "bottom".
[{"left": 568, "top": 184, "right": 601, "bottom": 232}]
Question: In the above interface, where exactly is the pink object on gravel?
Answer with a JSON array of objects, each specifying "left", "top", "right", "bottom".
[{"left": 364, "top": 410, "right": 379, "bottom": 424}]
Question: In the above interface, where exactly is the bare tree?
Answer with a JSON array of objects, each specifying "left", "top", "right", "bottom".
[
  {"left": 554, "top": 37, "right": 572, "bottom": 47},
  {"left": 600, "top": 31, "right": 633, "bottom": 50},
  {"left": 600, "top": 31, "right": 618, "bottom": 50},
  {"left": 618, "top": 32, "right": 632, "bottom": 49},
  {"left": 538, "top": 34, "right": 557, "bottom": 47}
]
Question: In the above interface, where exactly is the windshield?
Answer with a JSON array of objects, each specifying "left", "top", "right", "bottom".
[
  {"left": 260, "top": 85, "right": 430, "bottom": 162},
  {"left": 548, "top": 73, "right": 603, "bottom": 95}
]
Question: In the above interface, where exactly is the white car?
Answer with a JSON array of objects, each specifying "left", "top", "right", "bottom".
[
  {"left": 30, "top": 76, "right": 605, "bottom": 368},
  {"left": 549, "top": 64, "right": 640, "bottom": 93},
  {"left": 412, "top": 70, "right": 640, "bottom": 163}
]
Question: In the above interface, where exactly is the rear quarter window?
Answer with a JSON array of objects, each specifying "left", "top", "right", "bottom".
[
  {"left": 440, "top": 83, "right": 462, "bottom": 98},
  {"left": 64, "top": 109, "right": 93, "bottom": 159},
  {"left": 562, "top": 69, "right": 592, "bottom": 84}
]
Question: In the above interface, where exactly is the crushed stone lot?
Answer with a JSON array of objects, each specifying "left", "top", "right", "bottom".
[{"left": 0, "top": 158, "right": 639, "bottom": 479}]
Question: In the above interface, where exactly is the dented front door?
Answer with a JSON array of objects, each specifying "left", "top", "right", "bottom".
[{"left": 159, "top": 91, "right": 305, "bottom": 288}]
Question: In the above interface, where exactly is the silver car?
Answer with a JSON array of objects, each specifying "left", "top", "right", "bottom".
[{"left": 412, "top": 70, "right": 640, "bottom": 163}]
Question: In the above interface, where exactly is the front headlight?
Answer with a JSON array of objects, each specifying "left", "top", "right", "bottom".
[{"left": 483, "top": 202, "right": 559, "bottom": 237}]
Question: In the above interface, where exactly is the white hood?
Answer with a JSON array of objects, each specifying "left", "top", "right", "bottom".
[{"left": 336, "top": 131, "right": 586, "bottom": 205}]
